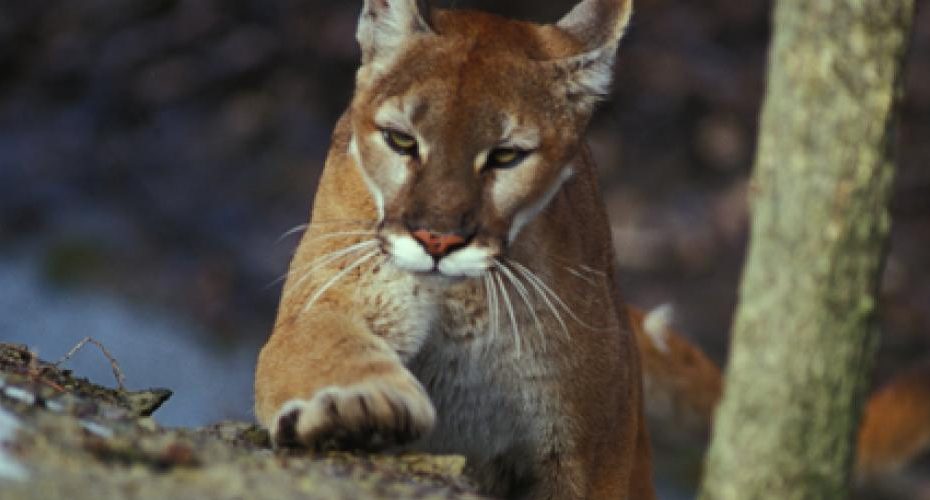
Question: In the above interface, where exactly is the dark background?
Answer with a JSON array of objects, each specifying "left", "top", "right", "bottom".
[{"left": 1, "top": 1, "right": 928, "bottom": 497}]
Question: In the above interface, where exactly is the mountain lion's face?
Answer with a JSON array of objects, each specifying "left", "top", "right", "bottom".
[{"left": 349, "top": 12, "right": 605, "bottom": 279}]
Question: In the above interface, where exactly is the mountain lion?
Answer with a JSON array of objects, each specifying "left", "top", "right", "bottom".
[
  {"left": 254, "top": 0, "right": 930, "bottom": 498},
  {"left": 254, "top": 0, "right": 654, "bottom": 497}
]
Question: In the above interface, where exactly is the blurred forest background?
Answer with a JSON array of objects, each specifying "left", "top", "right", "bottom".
[{"left": 1, "top": 0, "right": 928, "bottom": 497}]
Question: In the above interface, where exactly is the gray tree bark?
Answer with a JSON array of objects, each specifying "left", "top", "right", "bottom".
[{"left": 698, "top": 1, "right": 915, "bottom": 499}]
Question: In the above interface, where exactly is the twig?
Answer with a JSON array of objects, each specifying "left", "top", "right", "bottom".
[
  {"left": 35, "top": 375, "right": 67, "bottom": 393},
  {"left": 18, "top": 346, "right": 67, "bottom": 393},
  {"left": 54, "top": 337, "right": 127, "bottom": 390}
]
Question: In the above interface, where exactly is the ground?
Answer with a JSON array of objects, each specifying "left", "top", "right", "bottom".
[{"left": 0, "top": 343, "right": 485, "bottom": 500}]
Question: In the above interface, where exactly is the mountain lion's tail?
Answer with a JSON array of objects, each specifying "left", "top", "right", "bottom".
[
  {"left": 628, "top": 305, "right": 930, "bottom": 478},
  {"left": 856, "top": 359, "right": 930, "bottom": 478}
]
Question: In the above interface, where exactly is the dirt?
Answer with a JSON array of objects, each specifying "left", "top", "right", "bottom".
[{"left": 0, "top": 343, "right": 485, "bottom": 500}]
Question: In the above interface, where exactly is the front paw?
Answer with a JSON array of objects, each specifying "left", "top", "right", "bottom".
[{"left": 270, "top": 376, "right": 436, "bottom": 452}]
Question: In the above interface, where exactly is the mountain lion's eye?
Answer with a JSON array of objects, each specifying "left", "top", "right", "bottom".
[
  {"left": 383, "top": 129, "right": 418, "bottom": 156},
  {"left": 486, "top": 148, "right": 529, "bottom": 169}
]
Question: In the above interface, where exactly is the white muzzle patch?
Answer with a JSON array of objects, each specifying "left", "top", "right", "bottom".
[{"left": 386, "top": 234, "right": 493, "bottom": 277}]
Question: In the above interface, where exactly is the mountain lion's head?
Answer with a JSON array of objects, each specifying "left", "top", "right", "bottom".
[{"left": 348, "top": 0, "right": 632, "bottom": 278}]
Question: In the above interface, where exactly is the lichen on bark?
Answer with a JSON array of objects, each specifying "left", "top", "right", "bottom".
[{"left": 698, "top": 1, "right": 915, "bottom": 499}]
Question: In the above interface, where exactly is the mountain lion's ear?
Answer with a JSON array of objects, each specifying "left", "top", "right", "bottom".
[
  {"left": 357, "top": 0, "right": 434, "bottom": 66},
  {"left": 552, "top": 0, "right": 633, "bottom": 109},
  {"left": 557, "top": 0, "right": 632, "bottom": 51}
]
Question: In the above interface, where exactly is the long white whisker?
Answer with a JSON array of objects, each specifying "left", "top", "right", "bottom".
[
  {"left": 264, "top": 270, "right": 295, "bottom": 291},
  {"left": 543, "top": 253, "right": 607, "bottom": 278},
  {"left": 276, "top": 223, "right": 309, "bottom": 243},
  {"left": 487, "top": 272, "right": 501, "bottom": 343},
  {"left": 577, "top": 264, "right": 606, "bottom": 277},
  {"left": 291, "top": 240, "right": 379, "bottom": 290},
  {"left": 564, "top": 266, "right": 599, "bottom": 287},
  {"left": 493, "top": 271, "right": 521, "bottom": 356},
  {"left": 304, "top": 230, "right": 377, "bottom": 242},
  {"left": 510, "top": 261, "right": 570, "bottom": 339},
  {"left": 303, "top": 249, "right": 380, "bottom": 313},
  {"left": 488, "top": 272, "right": 501, "bottom": 335},
  {"left": 304, "top": 218, "right": 379, "bottom": 227},
  {"left": 264, "top": 238, "right": 379, "bottom": 290},
  {"left": 482, "top": 274, "right": 496, "bottom": 340},
  {"left": 497, "top": 261, "right": 544, "bottom": 345},
  {"left": 510, "top": 260, "right": 602, "bottom": 330}
]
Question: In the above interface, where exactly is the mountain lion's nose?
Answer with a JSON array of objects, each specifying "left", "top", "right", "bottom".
[{"left": 411, "top": 229, "right": 467, "bottom": 258}]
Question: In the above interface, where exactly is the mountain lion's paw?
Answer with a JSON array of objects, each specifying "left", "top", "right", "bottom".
[{"left": 270, "top": 378, "right": 436, "bottom": 451}]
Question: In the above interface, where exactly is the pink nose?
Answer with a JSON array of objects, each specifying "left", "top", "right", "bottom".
[{"left": 411, "top": 229, "right": 466, "bottom": 258}]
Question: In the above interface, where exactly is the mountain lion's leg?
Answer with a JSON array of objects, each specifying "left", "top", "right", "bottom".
[{"left": 254, "top": 309, "right": 435, "bottom": 450}]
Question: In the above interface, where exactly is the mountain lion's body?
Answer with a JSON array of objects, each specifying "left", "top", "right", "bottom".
[{"left": 254, "top": 0, "right": 654, "bottom": 498}]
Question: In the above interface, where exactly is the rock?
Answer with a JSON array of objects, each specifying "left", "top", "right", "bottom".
[
  {"left": 0, "top": 343, "right": 171, "bottom": 418},
  {"left": 0, "top": 343, "right": 484, "bottom": 500}
]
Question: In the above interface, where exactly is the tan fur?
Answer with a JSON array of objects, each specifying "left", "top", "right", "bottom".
[
  {"left": 856, "top": 360, "right": 930, "bottom": 478},
  {"left": 631, "top": 306, "right": 930, "bottom": 479},
  {"left": 630, "top": 305, "right": 722, "bottom": 446},
  {"left": 255, "top": 1, "right": 654, "bottom": 498},
  {"left": 254, "top": 2, "right": 930, "bottom": 494}
]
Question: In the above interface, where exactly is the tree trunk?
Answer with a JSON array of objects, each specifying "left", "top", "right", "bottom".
[{"left": 698, "top": 1, "right": 915, "bottom": 499}]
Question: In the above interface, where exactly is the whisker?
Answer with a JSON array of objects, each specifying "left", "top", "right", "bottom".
[
  {"left": 486, "top": 272, "right": 502, "bottom": 343},
  {"left": 577, "top": 264, "right": 606, "bottom": 277},
  {"left": 509, "top": 261, "right": 570, "bottom": 339},
  {"left": 564, "top": 266, "right": 600, "bottom": 287},
  {"left": 482, "top": 274, "right": 496, "bottom": 341},
  {"left": 490, "top": 273, "right": 501, "bottom": 343},
  {"left": 290, "top": 239, "right": 378, "bottom": 277},
  {"left": 496, "top": 261, "right": 545, "bottom": 345},
  {"left": 493, "top": 271, "right": 522, "bottom": 356},
  {"left": 264, "top": 237, "right": 380, "bottom": 290},
  {"left": 276, "top": 223, "right": 309, "bottom": 243},
  {"left": 305, "top": 218, "right": 380, "bottom": 228},
  {"left": 510, "top": 260, "right": 603, "bottom": 331},
  {"left": 263, "top": 272, "right": 292, "bottom": 291},
  {"left": 290, "top": 240, "right": 379, "bottom": 290},
  {"left": 303, "top": 249, "right": 381, "bottom": 313},
  {"left": 541, "top": 252, "right": 607, "bottom": 278},
  {"left": 303, "top": 230, "right": 377, "bottom": 242}
]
